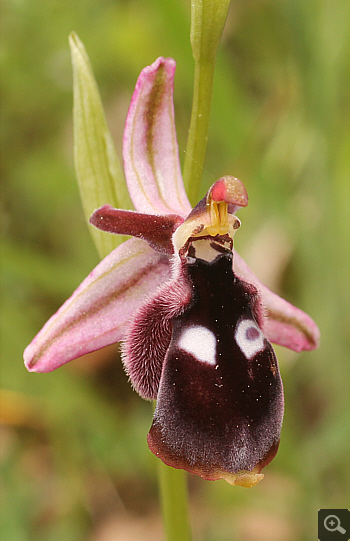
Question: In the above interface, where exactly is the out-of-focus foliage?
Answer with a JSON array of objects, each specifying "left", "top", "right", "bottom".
[{"left": 1, "top": 1, "right": 349, "bottom": 540}]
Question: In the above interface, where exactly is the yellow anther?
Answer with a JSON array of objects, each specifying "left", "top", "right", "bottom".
[{"left": 207, "top": 200, "right": 229, "bottom": 235}]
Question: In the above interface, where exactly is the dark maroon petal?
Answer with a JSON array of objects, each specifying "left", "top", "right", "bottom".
[
  {"left": 90, "top": 205, "right": 183, "bottom": 255},
  {"left": 122, "top": 263, "right": 193, "bottom": 400},
  {"left": 147, "top": 250, "right": 284, "bottom": 486}
]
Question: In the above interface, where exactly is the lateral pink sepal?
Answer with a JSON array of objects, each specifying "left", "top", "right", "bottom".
[
  {"left": 24, "top": 239, "right": 170, "bottom": 372},
  {"left": 234, "top": 253, "right": 320, "bottom": 352}
]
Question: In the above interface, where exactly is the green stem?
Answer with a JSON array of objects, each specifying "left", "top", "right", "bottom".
[
  {"left": 183, "top": 59, "right": 216, "bottom": 205},
  {"left": 158, "top": 460, "right": 192, "bottom": 541}
]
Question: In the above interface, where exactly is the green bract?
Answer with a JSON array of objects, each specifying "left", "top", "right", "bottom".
[{"left": 69, "top": 32, "right": 132, "bottom": 258}]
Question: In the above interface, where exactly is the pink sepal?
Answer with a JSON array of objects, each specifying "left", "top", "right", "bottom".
[
  {"left": 123, "top": 57, "right": 191, "bottom": 217},
  {"left": 234, "top": 253, "right": 320, "bottom": 352},
  {"left": 24, "top": 239, "right": 170, "bottom": 372}
]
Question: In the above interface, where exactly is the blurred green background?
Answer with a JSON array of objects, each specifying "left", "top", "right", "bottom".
[{"left": 1, "top": 0, "right": 349, "bottom": 540}]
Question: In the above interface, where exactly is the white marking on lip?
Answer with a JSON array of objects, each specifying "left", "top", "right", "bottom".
[
  {"left": 235, "top": 319, "right": 265, "bottom": 359},
  {"left": 178, "top": 325, "right": 216, "bottom": 365}
]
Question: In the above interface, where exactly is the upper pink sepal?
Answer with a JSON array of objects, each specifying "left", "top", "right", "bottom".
[
  {"left": 24, "top": 238, "right": 170, "bottom": 372},
  {"left": 123, "top": 57, "right": 191, "bottom": 217},
  {"left": 234, "top": 253, "right": 320, "bottom": 352}
]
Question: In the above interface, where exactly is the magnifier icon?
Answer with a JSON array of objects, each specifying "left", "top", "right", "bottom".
[{"left": 324, "top": 515, "right": 346, "bottom": 534}]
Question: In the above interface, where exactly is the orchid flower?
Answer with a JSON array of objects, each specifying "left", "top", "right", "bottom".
[{"left": 24, "top": 57, "right": 319, "bottom": 488}]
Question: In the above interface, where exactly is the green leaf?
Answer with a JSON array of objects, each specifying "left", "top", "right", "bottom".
[{"left": 69, "top": 32, "right": 133, "bottom": 259}]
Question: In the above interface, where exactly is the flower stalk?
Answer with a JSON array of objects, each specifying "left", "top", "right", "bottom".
[
  {"left": 183, "top": 0, "right": 231, "bottom": 204},
  {"left": 158, "top": 461, "right": 192, "bottom": 541},
  {"left": 183, "top": 60, "right": 216, "bottom": 204}
]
